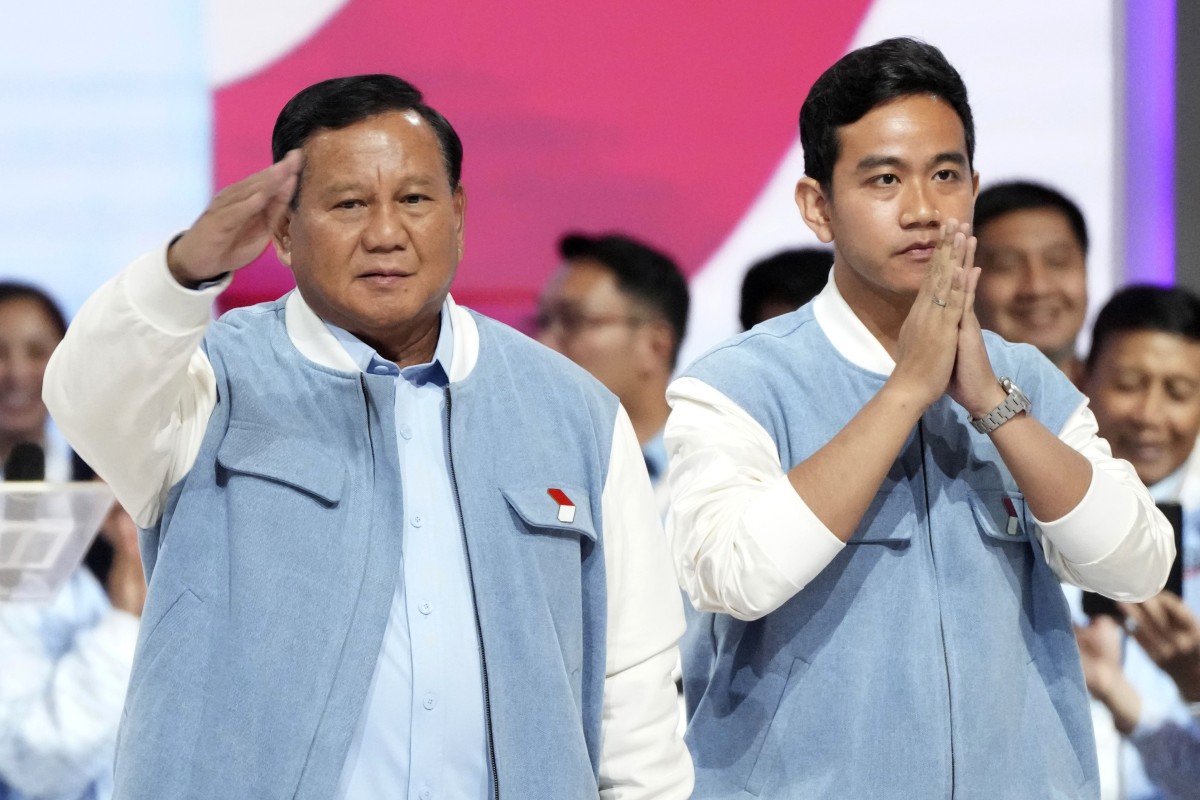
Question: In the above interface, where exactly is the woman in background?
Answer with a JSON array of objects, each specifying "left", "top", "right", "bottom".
[{"left": 0, "top": 282, "right": 144, "bottom": 800}]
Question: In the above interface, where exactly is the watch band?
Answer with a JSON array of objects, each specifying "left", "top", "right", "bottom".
[{"left": 970, "top": 377, "right": 1032, "bottom": 434}]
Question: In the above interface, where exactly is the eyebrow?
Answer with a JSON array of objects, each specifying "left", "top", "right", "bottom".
[{"left": 854, "top": 151, "right": 969, "bottom": 173}]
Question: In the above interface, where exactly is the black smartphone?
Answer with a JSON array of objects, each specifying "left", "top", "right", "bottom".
[{"left": 1082, "top": 501, "right": 1184, "bottom": 620}]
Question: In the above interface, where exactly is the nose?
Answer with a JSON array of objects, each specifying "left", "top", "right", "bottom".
[
  {"left": 361, "top": 204, "right": 409, "bottom": 252},
  {"left": 1129, "top": 385, "right": 1166, "bottom": 428},
  {"left": 0, "top": 350, "right": 40, "bottom": 388},
  {"left": 899, "top": 183, "right": 939, "bottom": 229},
  {"left": 1016, "top": 260, "right": 1052, "bottom": 298}
]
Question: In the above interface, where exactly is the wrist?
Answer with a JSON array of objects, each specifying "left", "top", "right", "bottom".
[{"left": 965, "top": 383, "right": 1008, "bottom": 420}]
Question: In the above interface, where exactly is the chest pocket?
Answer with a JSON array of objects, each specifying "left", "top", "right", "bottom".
[
  {"left": 969, "top": 490, "right": 1032, "bottom": 545},
  {"left": 216, "top": 423, "right": 344, "bottom": 506},
  {"left": 501, "top": 486, "right": 598, "bottom": 542}
]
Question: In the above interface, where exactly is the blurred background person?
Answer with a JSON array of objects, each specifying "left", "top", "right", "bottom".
[
  {"left": 975, "top": 180, "right": 1090, "bottom": 384},
  {"left": 738, "top": 247, "right": 833, "bottom": 330},
  {"left": 0, "top": 282, "right": 144, "bottom": 800},
  {"left": 536, "top": 232, "right": 688, "bottom": 512},
  {"left": 1075, "top": 285, "right": 1200, "bottom": 800}
]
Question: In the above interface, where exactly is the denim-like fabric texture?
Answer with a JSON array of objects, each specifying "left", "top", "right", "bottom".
[
  {"left": 113, "top": 300, "right": 617, "bottom": 799},
  {"left": 681, "top": 304, "right": 1099, "bottom": 799}
]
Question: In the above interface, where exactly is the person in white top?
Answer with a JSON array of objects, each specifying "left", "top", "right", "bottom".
[{"left": 0, "top": 282, "right": 144, "bottom": 800}]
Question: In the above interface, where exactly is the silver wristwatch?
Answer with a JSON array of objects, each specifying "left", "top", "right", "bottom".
[{"left": 970, "top": 377, "right": 1031, "bottom": 434}]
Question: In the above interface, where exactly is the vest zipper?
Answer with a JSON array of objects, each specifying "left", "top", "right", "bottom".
[
  {"left": 918, "top": 418, "right": 955, "bottom": 799},
  {"left": 443, "top": 386, "right": 501, "bottom": 800},
  {"left": 360, "top": 375, "right": 373, "bottom": 445}
]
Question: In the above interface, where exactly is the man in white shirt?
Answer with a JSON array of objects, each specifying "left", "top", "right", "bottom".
[{"left": 665, "top": 37, "right": 1173, "bottom": 799}]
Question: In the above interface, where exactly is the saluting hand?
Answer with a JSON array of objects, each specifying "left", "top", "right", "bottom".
[{"left": 166, "top": 149, "right": 302, "bottom": 288}]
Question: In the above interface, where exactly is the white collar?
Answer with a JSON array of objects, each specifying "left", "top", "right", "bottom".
[
  {"left": 811, "top": 268, "right": 897, "bottom": 376},
  {"left": 283, "top": 291, "right": 480, "bottom": 383}
]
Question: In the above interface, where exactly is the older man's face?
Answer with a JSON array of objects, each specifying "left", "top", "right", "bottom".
[
  {"left": 1085, "top": 329, "right": 1200, "bottom": 488},
  {"left": 274, "top": 110, "right": 464, "bottom": 360}
]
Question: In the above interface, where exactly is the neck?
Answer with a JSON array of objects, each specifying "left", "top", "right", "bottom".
[
  {"left": 619, "top": 377, "right": 671, "bottom": 446},
  {"left": 363, "top": 313, "right": 442, "bottom": 367},
  {"left": 832, "top": 266, "right": 912, "bottom": 359}
]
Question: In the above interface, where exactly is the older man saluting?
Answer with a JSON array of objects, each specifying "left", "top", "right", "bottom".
[{"left": 44, "top": 75, "right": 691, "bottom": 800}]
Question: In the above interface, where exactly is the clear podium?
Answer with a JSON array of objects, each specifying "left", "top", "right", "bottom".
[{"left": 0, "top": 482, "right": 114, "bottom": 602}]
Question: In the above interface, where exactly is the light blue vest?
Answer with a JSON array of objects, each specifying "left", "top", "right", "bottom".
[
  {"left": 113, "top": 299, "right": 617, "bottom": 799},
  {"left": 681, "top": 305, "right": 1099, "bottom": 800}
]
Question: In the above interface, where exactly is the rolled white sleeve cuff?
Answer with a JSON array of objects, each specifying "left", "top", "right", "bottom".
[
  {"left": 742, "top": 475, "right": 844, "bottom": 596},
  {"left": 123, "top": 241, "right": 229, "bottom": 336},
  {"left": 1033, "top": 464, "right": 1133, "bottom": 565}
]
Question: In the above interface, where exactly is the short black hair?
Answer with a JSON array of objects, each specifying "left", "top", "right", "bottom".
[
  {"left": 975, "top": 180, "right": 1089, "bottom": 255},
  {"left": 800, "top": 37, "right": 974, "bottom": 192},
  {"left": 559, "top": 232, "right": 690, "bottom": 367},
  {"left": 272, "top": 74, "right": 463, "bottom": 196},
  {"left": 1087, "top": 285, "right": 1200, "bottom": 371},
  {"left": 0, "top": 282, "right": 67, "bottom": 339},
  {"left": 739, "top": 247, "right": 834, "bottom": 330}
]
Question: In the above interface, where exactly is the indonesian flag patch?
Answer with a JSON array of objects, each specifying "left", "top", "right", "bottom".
[{"left": 547, "top": 488, "right": 576, "bottom": 523}]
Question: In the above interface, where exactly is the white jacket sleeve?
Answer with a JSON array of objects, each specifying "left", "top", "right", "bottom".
[
  {"left": 664, "top": 377, "right": 844, "bottom": 621},
  {"left": 42, "top": 244, "right": 225, "bottom": 527},
  {"left": 1036, "top": 400, "right": 1175, "bottom": 601},
  {"left": 597, "top": 405, "right": 693, "bottom": 799},
  {"left": 665, "top": 378, "right": 1173, "bottom": 619}
]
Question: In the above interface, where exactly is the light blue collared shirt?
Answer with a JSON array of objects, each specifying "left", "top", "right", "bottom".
[{"left": 331, "top": 305, "right": 489, "bottom": 800}]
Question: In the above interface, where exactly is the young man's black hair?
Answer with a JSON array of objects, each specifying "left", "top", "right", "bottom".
[{"left": 799, "top": 37, "right": 974, "bottom": 192}]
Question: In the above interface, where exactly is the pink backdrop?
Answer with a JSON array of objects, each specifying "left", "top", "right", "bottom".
[{"left": 213, "top": 0, "right": 871, "bottom": 323}]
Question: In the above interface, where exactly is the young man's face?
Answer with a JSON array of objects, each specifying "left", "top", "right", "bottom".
[
  {"left": 798, "top": 94, "right": 978, "bottom": 311},
  {"left": 1084, "top": 329, "right": 1200, "bottom": 487},
  {"left": 974, "top": 208, "right": 1088, "bottom": 365}
]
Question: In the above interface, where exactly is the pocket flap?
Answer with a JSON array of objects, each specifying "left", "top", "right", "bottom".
[
  {"left": 502, "top": 486, "right": 597, "bottom": 541},
  {"left": 217, "top": 423, "right": 344, "bottom": 505},
  {"left": 969, "top": 490, "right": 1030, "bottom": 543}
]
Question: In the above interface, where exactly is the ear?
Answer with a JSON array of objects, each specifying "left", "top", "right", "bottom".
[
  {"left": 795, "top": 177, "right": 834, "bottom": 243},
  {"left": 638, "top": 319, "right": 675, "bottom": 374},
  {"left": 453, "top": 184, "right": 467, "bottom": 260},
  {"left": 271, "top": 207, "right": 294, "bottom": 268},
  {"left": 972, "top": 170, "right": 981, "bottom": 201}
]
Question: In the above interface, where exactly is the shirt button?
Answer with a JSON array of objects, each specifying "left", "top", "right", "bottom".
[
  {"left": 423, "top": 695, "right": 436, "bottom": 710},
  {"left": 420, "top": 790, "right": 432, "bottom": 800},
  {"left": 399, "top": 423, "right": 413, "bottom": 440},
  {"left": 419, "top": 601, "right": 433, "bottom": 615},
  {"left": 411, "top": 515, "right": 424, "bottom": 528},
  {"left": 371, "top": 364, "right": 391, "bottom": 375}
]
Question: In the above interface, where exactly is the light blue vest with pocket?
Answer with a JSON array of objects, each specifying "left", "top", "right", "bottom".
[
  {"left": 681, "top": 305, "right": 1099, "bottom": 800},
  {"left": 114, "top": 299, "right": 617, "bottom": 799}
]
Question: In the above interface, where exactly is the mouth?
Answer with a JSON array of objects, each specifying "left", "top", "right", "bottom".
[
  {"left": 898, "top": 241, "right": 937, "bottom": 260},
  {"left": 358, "top": 269, "right": 415, "bottom": 283}
]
